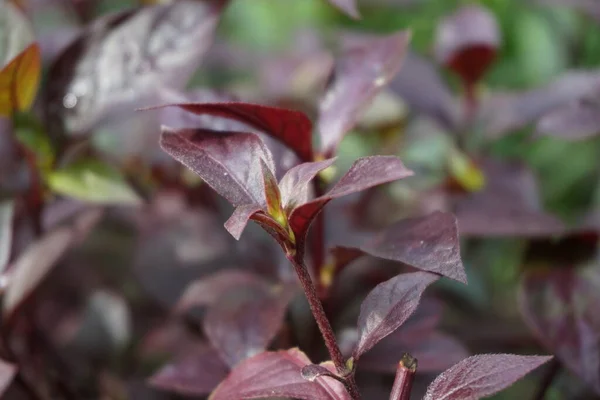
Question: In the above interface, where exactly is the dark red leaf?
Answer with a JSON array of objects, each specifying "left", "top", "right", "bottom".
[
  {"left": 326, "top": 0, "right": 361, "bottom": 19},
  {"left": 44, "top": 0, "right": 226, "bottom": 135},
  {"left": 435, "top": 5, "right": 500, "bottom": 85},
  {"left": 224, "top": 205, "right": 267, "bottom": 241},
  {"left": 353, "top": 271, "right": 439, "bottom": 359},
  {"left": 204, "top": 284, "right": 296, "bottom": 368},
  {"left": 160, "top": 127, "right": 274, "bottom": 207},
  {"left": 519, "top": 264, "right": 600, "bottom": 394},
  {"left": 423, "top": 354, "right": 552, "bottom": 400},
  {"left": 318, "top": 31, "right": 410, "bottom": 155},
  {"left": 209, "top": 348, "right": 349, "bottom": 400},
  {"left": 290, "top": 156, "right": 413, "bottom": 244},
  {"left": 536, "top": 96, "right": 600, "bottom": 140},
  {"left": 352, "top": 211, "right": 467, "bottom": 283},
  {"left": 175, "top": 270, "right": 269, "bottom": 314},
  {"left": 149, "top": 345, "right": 229, "bottom": 396},
  {"left": 279, "top": 158, "right": 337, "bottom": 212},
  {"left": 453, "top": 159, "right": 565, "bottom": 237},
  {"left": 391, "top": 52, "right": 460, "bottom": 132},
  {"left": 0, "top": 360, "right": 15, "bottom": 396},
  {"left": 156, "top": 102, "right": 313, "bottom": 162}
]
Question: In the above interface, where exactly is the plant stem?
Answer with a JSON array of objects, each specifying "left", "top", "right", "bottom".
[
  {"left": 390, "top": 354, "right": 417, "bottom": 400},
  {"left": 533, "top": 359, "right": 560, "bottom": 400},
  {"left": 287, "top": 252, "right": 361, "bottom": 399},
  {"left": 311, "top": 177, "right": 326, "bottom": 278}
]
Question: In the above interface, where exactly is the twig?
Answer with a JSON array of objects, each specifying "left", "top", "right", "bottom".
[{"left": 390, "top": 354, "right": 417, "bottom": 400}]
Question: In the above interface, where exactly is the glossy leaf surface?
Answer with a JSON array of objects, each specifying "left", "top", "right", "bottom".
[{"left": 423, "top": 354, "right": 552, "bottom": 400}]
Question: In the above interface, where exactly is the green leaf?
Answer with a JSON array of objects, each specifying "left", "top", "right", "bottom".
[{"left": 47, "top": 161, "right": 141, "bottom": 206}]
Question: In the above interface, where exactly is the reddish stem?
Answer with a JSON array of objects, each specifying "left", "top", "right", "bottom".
[
  {"left": 311, "top": 177, "right": 326, "bottom": 279},
  {"left": 389, "top": 354, "right": 417, "bottom": 400},
  {"left": 287, "top": 251, "right": 361, "bottom": 399}
]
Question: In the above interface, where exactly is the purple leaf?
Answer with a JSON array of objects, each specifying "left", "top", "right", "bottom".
[
  {"left": 174, "top": 270, "right": 269, "bottom": 314},
  {"left": 423, "top": 354, "right": 552, "bottom": 400},
  {"left": 224, "top": 204, "right": 266, "bottom": 241},
  {"left": 435, "top": 5, "right": 500, "bottom": 85},
  {"left": 301, "top": 362, "right": 340, "bottom": 382},
  {"left": 318, "top": 31, "right": 410, "bottom": 155},
  {"left": 519, "top": 264, "right": 600, "bottom": 394},
  {"left": 290, "top": 156, "right": 413, "bottom": 244},
  {"left": 279, "top": 158, "right": 337, "bottom": 212},
  {"left": 210, "top": 348, "right": 349, "bottom": 400},
  {"left": 353, "top": 271, "right": 439, "bottom": 358},
  {"left": 204, "top": 284, "right": 296, "bottom": 368},
  {"left": 358, "top": 211, "right": 467, "bottom": 283},
  {"left": 149, "top": 345, "right": 229, "bottom": 396},
  {"left": 154, "top": 102, "right": 313, "bottom": 162},
  {"left": 0, "top": 359, "right": 15, "bottom": 396},
  {"left": 536, "top": 96, "right": 600, "bottom": 140},
  {"left": 326, "top": 0, "right": 361, "bottom": 19},
  {"left": 160, "top": 127, "right": 274, "bottom": 207},
  {"left": 453, "top": 159, "right": 565, "bottom": 237},
  {"left": 44, "top": 0, "right": 226, "bottom": 135}
]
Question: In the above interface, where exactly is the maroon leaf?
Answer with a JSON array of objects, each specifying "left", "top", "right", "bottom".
[
  {"left": 290, "top": 156, "right": 413, "bottom": 244},
  {"left": 160, "top": 127, "right": 274, "bottom": 207},
  {"left": 536, "top": 96, "right": 600, "bottom": 140},
  {"left": 44, "top": 0, "right": 226, "bottom": 135},
  {"left": 175, "top": 270, "right": 269, "bottom": 314},
  {"left": 519, "top": 264, "right": 600, "bottom": 394},
  {"left": 352, "top": 211, "right": 466, "bottom": 283},
  {"left": 353, "top": 271, "right": 439, "bottom": 359},
  {"left": 434, "top": 5, "right": 500, "bottom": 85},
  {"left": 155, "top": 102, "right": 313, "bottom": 162},
  {"left": 149, "top": 345, "right": 229, "bottom": 396},
  {"left": 423, "top": 354, "right": 552, "bottom": 400},
  {"left": 204, "top": 284, "right": 296, "bottom": 368},
  {"left": 453, "top": 159, "right": 565, "bottom": 237},
  {"left": 326, "top": 0, "right": 360, "bottom": 19},
  {"left": 318, "top": 31, "right": 410, "bottom": 155},
  {"left": 0, "top": 360, "right": 15, "bottom": 396},
  {"left": 209, "top": 348, "right": 349, "bottom": 400},
  {"left": 279, "top": 158, "right": 337, "bottom": 212},
  {"left": 224, "top": 204, "right": 267, "bottom": 241}
]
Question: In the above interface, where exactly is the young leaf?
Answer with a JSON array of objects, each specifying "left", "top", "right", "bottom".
[
  {"left": 204, "top": 285, "right": 296, "bottom": 368},
  {"left": 423, "top": 354, "right": 552, "bottom": 400},
  {"left": 261, "top": 159, "right": 284, "bottom": 220},
  {"left": 434, "top": 5, "right": 500, "bottom": 85},
  {"left": 160, "top": 127, "right": 274, "bottom": 207},
  {"left": 43, "top": 0, "right": 226, "bottom": 135},
  {"left": 154, "top": 102, "right": 313, "bottom": 161},
  {"left": 0, "top": 43, "right": 41, "bottom": 116},
  {"left": 47, "top": 160, "right": 141, "bottom": 206},
  {"left": 318, "top": 31, "right": 410, "bottom": 155},
  {"left": 536, "top": 98, "right": 600, "bottom": 140},
  {"left": 353, "top": 271, "right": 439, "bottom": 359},
  {"left": 0, "top": 200, "right": 14, "bottom": 273},
  {"left": 209, "top": 348, "right": 349, "bottom": 400},
  {"left": 347, "top": 211, "right": 467, "bottom": 284},
  {"left": 279, "top": 158, "right": 337, "bottom": 212},
  {"left": 326, "top": 0, "right": 360, "bottom": 19},
  {"left": 519, "top": 265, "right": 600, "bottom": 394},
  {"left": 149, "top": 345, "right": 230, "bottom": 396},
  {"left": 290, "top": 156, "right": 413, "bottom": 245}
]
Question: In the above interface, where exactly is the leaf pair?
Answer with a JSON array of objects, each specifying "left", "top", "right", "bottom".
[{"left": 159, "top": 121, "right": 413, "bottom": 251}]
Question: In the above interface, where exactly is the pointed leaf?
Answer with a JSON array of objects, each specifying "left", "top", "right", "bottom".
[
  {"left": 354, "top": 271, "right": 439, "bottom": 358},
  {"left": 279, "top": 158, "right": 337, "bottom": 211},
  {"left": 175, "top": 270, "right": 269, "bottom": 314},
  {"left": 160, "top": 127, "right": 274, "bottom": 207},
  {"left": 155, "top": 102, "right": 313, "bottom": 161},
  {"left": 318, "top": 31, "right": 410, "bottom": 155},
  {"left": 204, "top": 284, "right": 296, "bottom": 368},
  {"left": 261, "top": 159, "right": 283, "bottom": 218},
  {"left": 209, "top": 348, "right": 349, "bottom": 400},
  {"left": 359, "top": 211, "right": 467, "bottom": 283},
  {"left": 423, "top": 354, "right": 552, "bottom": 400},
  {"left": 47, "top": 160, "right": 141, "bottom": 206},
  {"left": 301, "top": 363, "right": 340, "bottom": 382},
  {"left": 290, "top": 156, "right": 413, "bottom": 244},
  {"left": 224, "top": 205, "right": 267, "bottom": 240},
  {"left": 326, "top": 0, "right": 360, "bottom": 19},
  {"left": 0, "top": 43, "right": 41, "bottom": 116},
  {"left": 0, "top": 200, "right": 14, "bottom": 273},
  {"left": 149, "top": 345, "right": 230, "bottom": 396},
  {"left": 43, "top": 0, "right": 226, "bottom": 134},
  {"left": 435, "top": 5, "right": 500, "bottom": 85},
  {"left": 519, "top": 265, "right": 600, "bottom": 394},
  {"left": 536, "top": 97, "right": 600, "bottom": 140}
]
